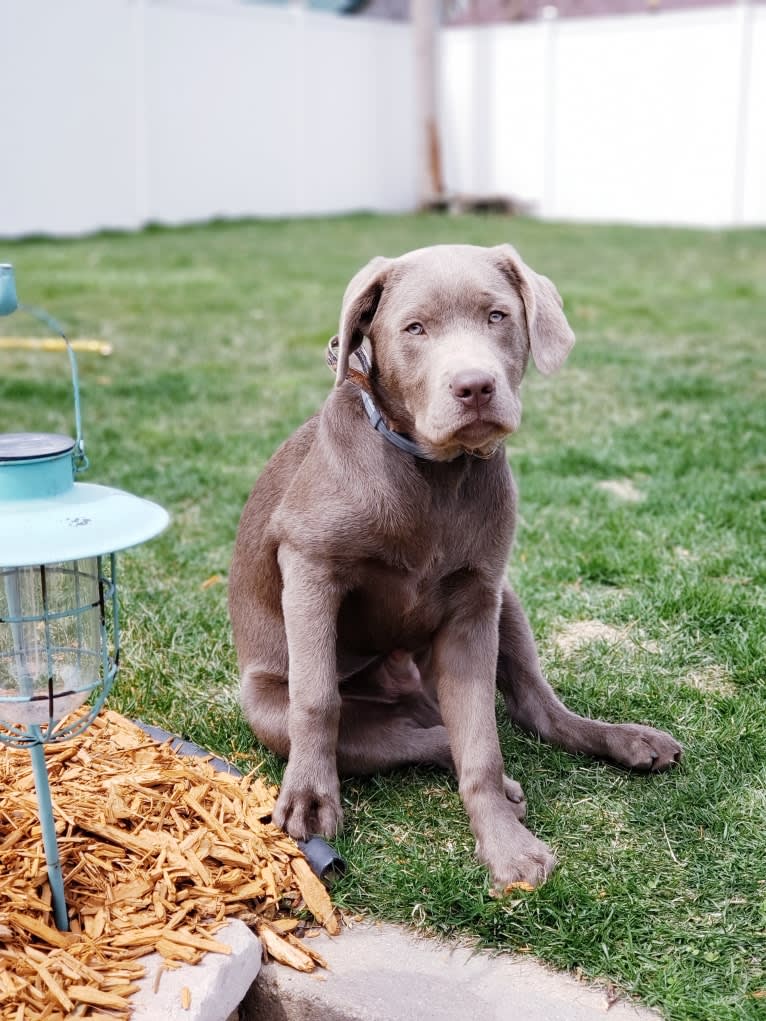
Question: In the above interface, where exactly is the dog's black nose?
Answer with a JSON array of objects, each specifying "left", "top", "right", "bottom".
[{"left": 450, "top": 371, "right": 496, "bottom": 408}]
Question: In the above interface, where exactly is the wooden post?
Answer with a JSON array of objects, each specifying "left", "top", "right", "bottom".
[{"left": 412, "top": 0, "right": 445, "bottom": 208}]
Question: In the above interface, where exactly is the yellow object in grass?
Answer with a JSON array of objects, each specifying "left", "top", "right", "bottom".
[{"left": 0, "top": 337, "right": 113, "bottom": 356}]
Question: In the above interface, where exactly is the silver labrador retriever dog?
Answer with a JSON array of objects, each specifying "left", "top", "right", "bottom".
[{"left": 229, "top": 243, "right": 682, "bottom": 889}]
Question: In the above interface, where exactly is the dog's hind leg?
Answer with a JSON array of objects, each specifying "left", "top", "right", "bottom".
[
  {"left": 240, "top": 666, "right": 292, "bottom": 758},
  {"left": 242, "top": 658, "right": 526, "bottom": 817},
  {"left": 337, "top": 699, "right": 527, "bottom": 818},
  {"left": 340, "top": 653, "right": 527, "bottom": 817},
  {"left": 240, "top": 657, "right": 450, "bottom": 769},
  {"left": 337, "top": 651, "right": 452, "bottom": 773},
  {"left": 496, "top": 584, "right": 682, "bottom": 771}
]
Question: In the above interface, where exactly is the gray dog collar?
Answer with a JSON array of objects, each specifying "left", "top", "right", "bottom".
[
  {"left": 327, "top": 336, "right": 431, "bottom": 460},
  {"left": 358, "top": 388, "right": 431, "bottom": 460}
]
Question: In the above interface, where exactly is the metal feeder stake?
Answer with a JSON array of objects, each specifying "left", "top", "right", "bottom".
[{"left": 0, "top": 264, "right": 169, "bottom": 930}]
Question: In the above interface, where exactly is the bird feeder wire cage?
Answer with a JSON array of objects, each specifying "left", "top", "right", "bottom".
[
  {"left": 0, "top": 553, "right": 118, "bottom": 745},
  {"left": 0, "top": 263, "right": 168, "bottom": 929}
]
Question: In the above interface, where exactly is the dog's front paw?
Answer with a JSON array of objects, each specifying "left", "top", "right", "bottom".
[
  {"left": 605, "top": 723, "right": 682, "bottom": 772},
  {"left": 476, "top": 811, "right": 556, "bottom": 891},
  {"left": 273, "top": 765, "right": 343, "bottom": 840}
]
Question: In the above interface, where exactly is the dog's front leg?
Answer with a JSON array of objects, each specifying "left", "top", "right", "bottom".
[
  {"left": 272, "top": 546, "right": 344, "bottom": 840},
  {"left": 433, "top": 596, "right": 556, "bottom": 890}
]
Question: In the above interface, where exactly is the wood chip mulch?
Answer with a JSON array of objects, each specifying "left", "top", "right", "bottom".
[{"left": 0, "top": 710, "right": 340, "bottom": 1019}]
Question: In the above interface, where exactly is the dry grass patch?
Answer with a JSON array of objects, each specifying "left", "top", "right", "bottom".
[
  {"left": 595, "top": 479, "right": 645, "bottom": 503},
  {"left": 553, "top": 619, "right": 660, "bottom": 656},
  {"left": 681, "top": 664, "right": 737, "bottom": 697}
]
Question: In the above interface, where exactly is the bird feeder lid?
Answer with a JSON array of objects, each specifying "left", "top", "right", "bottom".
[
  {"left": 0, "top": 433, "right": 75, "bottom": 461},
  {"left": 0, "top": 482, "right": 170, "bottom": 567}
]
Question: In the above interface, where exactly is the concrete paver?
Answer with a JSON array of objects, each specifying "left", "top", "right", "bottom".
[
  {"left": 131, "top": 918, "right": 261, "bottom": 1021},
  {"left": 244, "top": 921, "right": 660, "bottom": 1021}
]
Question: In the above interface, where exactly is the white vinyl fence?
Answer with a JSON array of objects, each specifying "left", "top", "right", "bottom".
[
  {"left": 441, "top": 3, "right": 766, "bottom": 226},
  {"left": 1, "top": 0, "right": 764, "bottom": 235},
  {"left": 0, "top": 0, "right": 418, "bottom": 236}
]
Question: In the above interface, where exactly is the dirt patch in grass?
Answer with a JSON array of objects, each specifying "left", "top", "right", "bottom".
[
  {"left": 554, "top": 619, "right": 661, "bottom": 656},
  {"left": 595, "top": 479, "right": 645, "bottom": 503},
  {"left": 554, "top": 624, "right": 736, "bottom": 696},
  {"left": 681, "top": 664, "right": 737, "bottom": 697},
  {"left": 554, "top": 620, "right": 626, "bottom": 653}
]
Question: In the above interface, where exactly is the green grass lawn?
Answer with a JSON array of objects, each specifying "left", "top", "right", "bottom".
[{"left": 2, "top": 215, "right": 765, "bottom": 1020}]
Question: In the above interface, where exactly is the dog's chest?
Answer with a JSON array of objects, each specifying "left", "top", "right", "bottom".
[
  {"left": 339, "top": 553, "right": 465, "bottom": 653},
  {"left": 337, "top": 470, "right": 512, "bottom": 652}
]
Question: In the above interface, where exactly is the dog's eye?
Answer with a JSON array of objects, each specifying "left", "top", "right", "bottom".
[
  {"left": 406, "top": 322, "right": 425, "bottom": 336},
  {"left": 488, "top": 311, "right": 506, "bottom": 324}
]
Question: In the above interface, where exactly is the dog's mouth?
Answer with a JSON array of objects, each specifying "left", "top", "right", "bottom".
[
  {"left": 412, "top": 391, "right": 522, "bottom": 461},
  {"left": 454, "top": 419, "right": 510, "bottom": 458},
  {"left": 454, "top": 417, "right": 507, "bottom": 444},
  {"left": 416, "top": 417, "right": 511, "bottom": 461}
]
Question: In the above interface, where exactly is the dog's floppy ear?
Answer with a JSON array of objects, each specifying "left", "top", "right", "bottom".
[
  {"left": 493, "top": 244, "right": 575, "bottom": 376},
  {"left": 335, "top": 256, "right": 391, "bottom": 387}
]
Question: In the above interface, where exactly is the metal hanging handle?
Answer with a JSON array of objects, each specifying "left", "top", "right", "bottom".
[{"left": 0, "top": 264, "right": 88, "bottom": 473}]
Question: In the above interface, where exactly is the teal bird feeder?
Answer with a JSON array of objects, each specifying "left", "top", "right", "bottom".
[{"left": 0, "top": 264, "right": 169, "bottom": 930}]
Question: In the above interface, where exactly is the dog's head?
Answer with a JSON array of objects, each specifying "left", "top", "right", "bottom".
[{"left": 334, "top": 244, "right": 575, "bottom": 461}]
